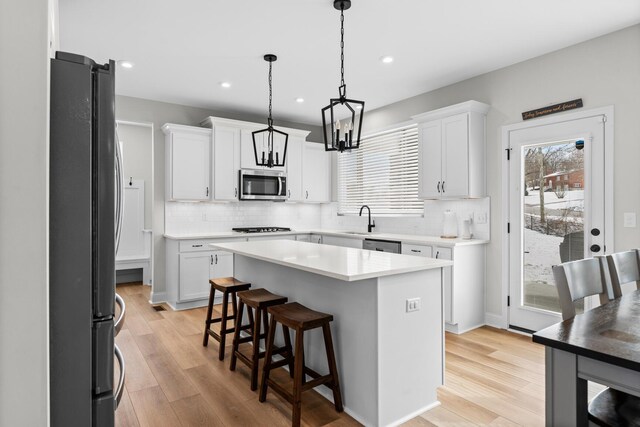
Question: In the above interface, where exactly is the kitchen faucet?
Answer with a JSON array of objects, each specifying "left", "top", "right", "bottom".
[{"left": 359, "top": 205, "right": 376, "bottom": 233}]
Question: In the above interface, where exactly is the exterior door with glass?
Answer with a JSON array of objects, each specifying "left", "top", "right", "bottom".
[{"left": 506, "top": 110, "right": 612, "bottom": 332}]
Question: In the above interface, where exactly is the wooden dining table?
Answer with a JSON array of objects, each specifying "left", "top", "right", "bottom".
[{"left": 533, "top": 289, "right": 640, "bottom": 426}]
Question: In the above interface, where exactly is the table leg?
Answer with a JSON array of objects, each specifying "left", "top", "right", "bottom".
[{"left": 545, "top": 347, "right": 588, "bottom": 426}]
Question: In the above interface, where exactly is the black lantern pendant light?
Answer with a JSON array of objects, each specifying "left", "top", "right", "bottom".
[
  {"left": 253, "top": 54, "right": 288, "bottom": 168},
  {"left": 322, "top": 0, "right": 365, "bottom": 153}
]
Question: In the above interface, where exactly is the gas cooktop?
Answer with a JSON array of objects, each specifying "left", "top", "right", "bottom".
[{"left": 232, "top": 227, "right": 292, "bottom": 233}]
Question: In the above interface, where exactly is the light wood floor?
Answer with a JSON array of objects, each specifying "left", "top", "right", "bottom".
[{"left": 115, "top": 282, "right": 553, "bottom": 427}]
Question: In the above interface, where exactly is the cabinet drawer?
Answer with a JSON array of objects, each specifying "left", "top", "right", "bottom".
[
  {"left": 401, "top": 243, "right": 432, "bottom": 257},
  {"left": 179, "top": 238, "right": 245, "bottom": 252}
]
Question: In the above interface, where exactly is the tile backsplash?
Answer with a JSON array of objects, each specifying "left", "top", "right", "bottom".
[
  {"left": 165, "top": 197, "right": 490, "bottom": 240},
  {"left": 165, "top": 201, "right": 322, "bottom": 235}
]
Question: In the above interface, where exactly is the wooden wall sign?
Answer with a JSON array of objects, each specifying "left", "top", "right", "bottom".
[{"left": 522, "top": 98, "right": 583, "bottom": 120}]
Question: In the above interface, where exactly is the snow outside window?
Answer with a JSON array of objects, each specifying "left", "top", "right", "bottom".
[{"left": 337, "top": 123, "right": 422, "bottom": 216}]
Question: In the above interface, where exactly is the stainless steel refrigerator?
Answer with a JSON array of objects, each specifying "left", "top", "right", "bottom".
[{"left": 50, "top": 51, "right": 126, "bottom": 427}]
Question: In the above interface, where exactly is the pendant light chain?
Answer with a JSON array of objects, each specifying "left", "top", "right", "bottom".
[
  {"left": 268, "top": 59, "right": 273, "bottom": 127},
  {"left": 340, "top": 7, "right": 345, "bottom": 89}
]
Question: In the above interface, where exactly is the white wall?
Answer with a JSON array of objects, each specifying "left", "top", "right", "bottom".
[
  {"left": 357, "top": 24, "right": 640, "bottom": 317},
  {"left": 0, "top": 0, "right": 55, "bottom": 425}
]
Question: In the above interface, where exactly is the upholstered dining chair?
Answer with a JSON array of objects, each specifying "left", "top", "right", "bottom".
[{"left": 552, "top": 256, "right": 640, "bottom": 426}]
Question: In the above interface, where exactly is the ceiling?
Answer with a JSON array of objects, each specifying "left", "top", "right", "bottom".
[{"left": 59, "top": 0, "right": 640, "bottom": 126}]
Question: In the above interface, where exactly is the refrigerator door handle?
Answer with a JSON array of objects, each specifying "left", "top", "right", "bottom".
[
  {"left": 114, "top": 344, "right": 126, "bottom": 408},
  {"left": 114, "top": 293, "right": 126, "bottom": 336},
  {"left": 115, "top": 134, "right": 124, "bottom": 254}
]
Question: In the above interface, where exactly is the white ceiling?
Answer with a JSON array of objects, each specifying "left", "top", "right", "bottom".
[{"left": 59, "top": 0, "right": 640, "bottom": 126}]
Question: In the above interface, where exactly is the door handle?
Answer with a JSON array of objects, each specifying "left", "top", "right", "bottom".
[
  {"left": 206, "top": 186, "right": 209, "bottom": 197},
  {"left": 442, "top": 181, "right": 445, "bottom": 193},
  {"left": 305, "top": 190, "right": 309, "bottom": 199},
  {"left": 234, "top": 188, "right": 238, "bottom": 198},
  {"left": 210, "top": 255, "right": 213, "bottom": 265},
  {"left": 435, "top": 251, "right": 440, "bottom": 259},
  {"left": 114, "top": 294, "right": 126, "bottom": 336},
  {"left": 411, "top": 249, "right": 421, "bottom": 253},
  {"left": 590, "top": 244, "right": 601, "bottom": 253},
  {"left": 288, "top": 189, "right": 291, "bottom": 198},
  {"left": 114, "top": 344, "right": 125, "bottom": 408},
  {"left": 277, "top": 177, "right": 283, "bottom": 196},
  {"left": 437, "top": 181, "right": 440, "bottom": 193},
  {"left": 591, "top": 228, "right": 601, "bottom": 236},
  {"left": 215, "top": 254, "right": 218, "bottom": 264}
]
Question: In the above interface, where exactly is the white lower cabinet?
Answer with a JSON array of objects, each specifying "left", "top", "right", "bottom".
[
  {"left": 166, "top": 238, "right": 240, "bottom": 310},
  {"left": 321, "top": 235, "right": 363, "bottom": 248},
  {"left": 296, "top": 234, "right": 311, "bottom": 242},
  {"left": 309, "top": 234, "right": 323, "bottom": 244},
  {"left": 402, "top": 242, "right": 485, "bottom": 334}
]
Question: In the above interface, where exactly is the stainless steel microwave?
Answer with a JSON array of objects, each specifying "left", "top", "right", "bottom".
[{"left": 239, "top": 169, "right": 287, "bottom": 201}]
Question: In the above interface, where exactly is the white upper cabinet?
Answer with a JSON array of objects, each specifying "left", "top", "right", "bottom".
[
  {"left": 212, "top": 124, "right": 241, "bottom": 201},
  {"left": 412, "top": 101, "right": 490, "bottom": 199},
  {"left": 162, "top": 124, "right": 212, "bottom": 201},
  {"left": 302, "top": 142, "right": 331, "bottom": 203},
  {"left": 286, "top": 136, "right": 305, "bottom": 201}
]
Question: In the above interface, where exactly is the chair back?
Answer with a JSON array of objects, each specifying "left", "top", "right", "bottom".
[
  {"left": 606, "top": 250, "right": 640, "bottom": 298},
  {"left": 552, "top": 257, "right": 610, "bottom": 321}
]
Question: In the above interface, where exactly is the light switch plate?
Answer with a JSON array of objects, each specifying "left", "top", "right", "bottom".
[
  {"left": 624, "top": 212, "right": 636, "bottom": 228},
  {"left": 406, "top": 298, "right": 421, "bottom": 313},
  {"left": 475, "top": 212, "right": 488, "bottom": 224}
]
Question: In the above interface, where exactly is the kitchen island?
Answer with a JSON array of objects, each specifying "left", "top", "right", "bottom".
[{"left": 210, "top": 239, "right": 452, "bottom": 426}]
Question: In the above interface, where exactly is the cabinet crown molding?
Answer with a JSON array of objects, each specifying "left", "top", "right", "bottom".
[
  {"left": 161, "top": 123, "right": 212, "bottom": 136},
  {"left": 411, "top": 100, "right": 490, "bottom": 123},
  {"left": 200, "top": 116, "right": 311, "bottom": 138}
]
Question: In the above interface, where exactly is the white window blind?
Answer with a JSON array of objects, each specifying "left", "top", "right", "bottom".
[{"left": 337, "top": 123, "right": 422, "bottom": 216}]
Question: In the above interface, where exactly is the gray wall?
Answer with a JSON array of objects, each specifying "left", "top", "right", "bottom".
[
  {"left": 359, "top": 24, "right": 640, "bottom": 317},
  {"left": 118, "top": 123, "right": 153, "bottom": 228},
  {"left": 0, "top": 0, "right": 54, "bottom": 425},
  {"left": 115, "top": 96, "right": 321, "bottom": 299}
]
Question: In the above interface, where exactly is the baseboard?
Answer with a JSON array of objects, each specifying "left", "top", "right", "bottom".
[
  {"left": 485, "top": 312, "right": 507, "bottom": 329},
  {"left": 387, "top": 400, "right": 441, "bottom": 427},
  {"left": 150, "top": 291, "right": 167, "bottom": 305},
  {"left": 446, "top": 322, "right": 486, "bottom": 335},
  {"left": 311, "top": 387, "right": 369, "bottom": 426}
]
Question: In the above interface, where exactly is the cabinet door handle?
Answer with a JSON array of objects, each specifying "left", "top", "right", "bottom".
[
  {"left": 206, "top": 186, "right": 209, "bottom": 197},
  {"left": 435, "top": 251, "right": 440, "bottom": 259},
  {"left": 442, "top": 181, "right": 445, "bottom": 193},
  {"left": 192, "top": 244, "right": 203, "bottom": 248},
  {"left": 235, "top": 188, "right": 238, "bottom": 198},
  {"left": 210, "top": 255, "right": 214, "bottom": 265},
  {"left": 288, "top": 189, "right": 291, "bottom": 198},
  {"left": 437, "top": 181, "right": 440, "bottom": 193},
  {"left": 305, "top": 190, "right": 309, "bottom": 199},
  {"left": 215, "top": 254, "right": 218, "bottom": 264},
  {"left": 411, "top": 249, "right": 421, "bottom": 253}
]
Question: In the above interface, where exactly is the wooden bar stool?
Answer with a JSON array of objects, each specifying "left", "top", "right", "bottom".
[
  {"left": 202, "top": 277, "right": 251, "bottom": 361},
  {"left": 259, "top": 302, "right": 343, "bottom": 427},
  {"left": 229, "top": 288, "right": 293, "bottom": 390}
]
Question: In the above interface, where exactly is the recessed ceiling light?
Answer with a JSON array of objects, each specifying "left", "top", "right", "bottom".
[
  {"left": 380, "top": 56, "right": 394, "bottom": 64},
  {"left": 295, "top": 97, "right": 305, "bottom": 103},
  {"left": 220, "top": 81, "right": 231, "bottom": 88},
  {"left": 118, "top": 61, "right": 134, "bottom": 69}
]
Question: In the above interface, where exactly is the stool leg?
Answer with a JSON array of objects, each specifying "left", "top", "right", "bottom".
[
  {"left": 292, "top": 329, "right": 305, "bottom": 427},
  {"left": 231, "top": 291, "right": 239, "bottom": 329},
  {"left": 218, "top": 291, "right": 229, "bottom": 361},
  {"left": 259, "top": 315, "right": 277, "bottom": 402},
  {"left": 282, "top": 325, "right": 294, "bottom": 378},
  {"left": 202, "top": 285, "right": 215, "bottom": 347},
  {"left": 229, "top": 300, "right": 245, "bottom": 372},
  {"left": 249, "top": 307, "right": 262, "bottom": 391},
  {"left": 322, "top": 323, "right": 343, "bottom": 413}
]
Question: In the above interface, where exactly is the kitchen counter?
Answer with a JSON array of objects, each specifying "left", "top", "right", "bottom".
[
  {"left": 220, "top": 239, "right": 446, "bottom": 426},
  {"left": 210, "top": 239, "right": 452, "bottom": 281},
  {"left": 164, "top": 228, "right": 489, "bottom": 247}
]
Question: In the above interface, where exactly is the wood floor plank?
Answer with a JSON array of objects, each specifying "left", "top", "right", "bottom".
[
  {"left": 128, "top": 386, "right": 181, "bottom": 427},
  {"left": 436, "top": 387, "right": 499, "bottom": 425},
  {"left": 488, "top": 416, "right": 521, "bottom": 426},
  {"left": 148, "top": 318, "right": 208, "bottom": 370},
  {"left": 160, "top": 309, "right": 202, "bottom": 337},
  {"left": 446, "top": 352, "right": 531, "bottom": 391},
  {"left": 170, "top": 394, "right": 225, "bottom": 427},
  {"left": 115, "top": 329, "right": 158, "bottom": 392},
  {"left": 145, "top": 351, "right": 199, "bottom": 402},
  {"left": 124, "top": 312, "right": 153, "bottom": 336},
  {"left": 419, "top": 405, "right": 478, "bottom": 426},
  {"left": 115, "top": 386, "right": 140, "bottom": 427}
]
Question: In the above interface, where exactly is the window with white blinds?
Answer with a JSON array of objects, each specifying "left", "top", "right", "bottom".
[{"left": 337, "top": 123, "right": 422, "bottom": 216}]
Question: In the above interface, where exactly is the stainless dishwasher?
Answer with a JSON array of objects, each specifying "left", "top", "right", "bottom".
[{"left": 363, "top": 238, "right": 401, "bottom": 253}]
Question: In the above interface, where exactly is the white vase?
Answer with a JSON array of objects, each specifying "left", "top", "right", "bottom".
[{"left": 442, "top": 210, "right": 458, "bottom": 238}]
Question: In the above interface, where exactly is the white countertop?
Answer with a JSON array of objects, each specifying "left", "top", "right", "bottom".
[
  {"left": 210, "top": 239, "right": 453, "bottom": 281},
  {"left": 164, "top": 229, "right": 488, "bottom": 247}
]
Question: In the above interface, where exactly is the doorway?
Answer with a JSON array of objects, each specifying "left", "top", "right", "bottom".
[
  {"left": 503, "top": 107, "right": 613, "bottom": 332},
  {"left": 115, "top": 120, "right": 154, "bottom": 289}
]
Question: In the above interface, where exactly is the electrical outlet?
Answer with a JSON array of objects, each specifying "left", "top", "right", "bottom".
[
  {"left": 624, "top": 212, "right": 637, "bottom": 228},
  {"left": 406, "top": 297, "right": 421, "bottom": 313},
  {"left": 475, "top": 211, "right": 488, "bottom": 224}
]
